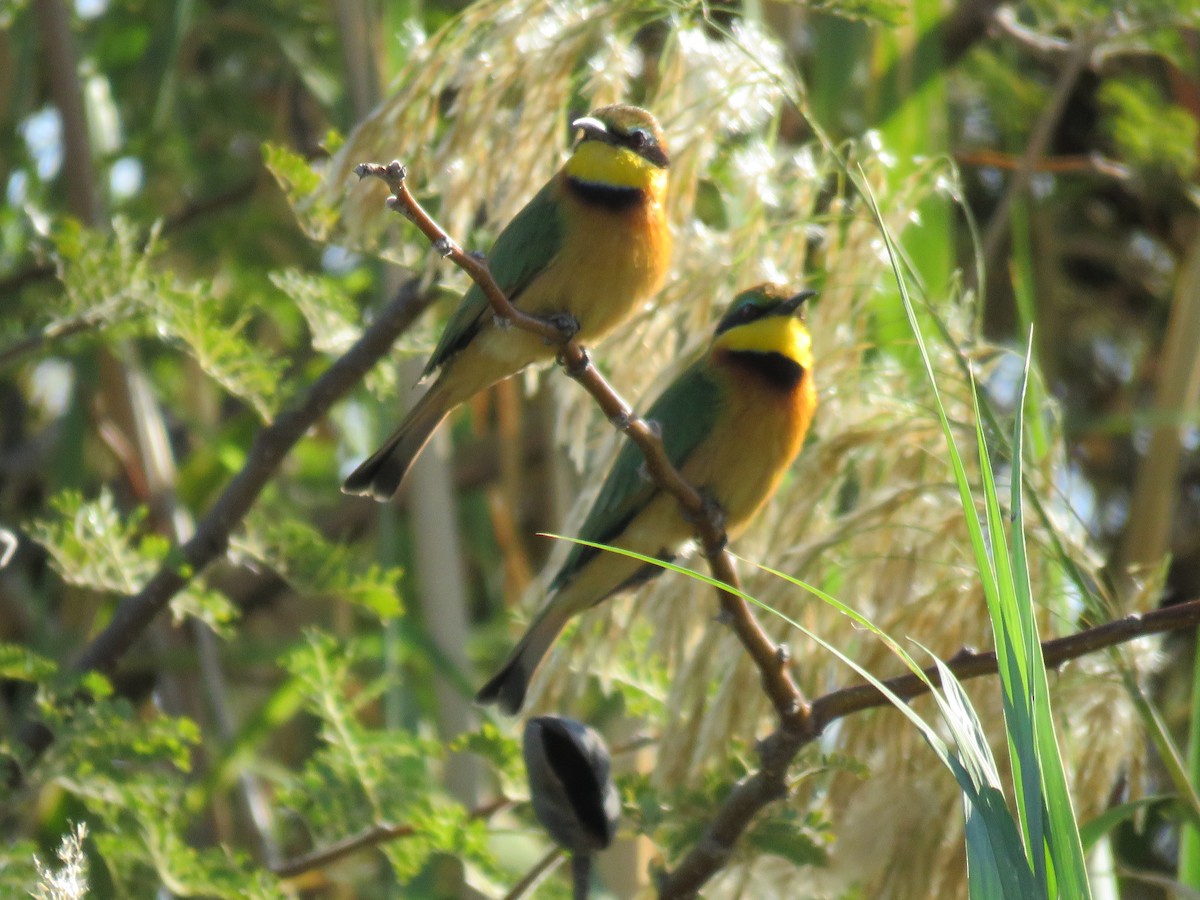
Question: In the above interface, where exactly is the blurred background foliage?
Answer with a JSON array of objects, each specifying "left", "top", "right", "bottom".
[{"left": 1, "top": 0, "right": 1198, "bottom": 897}]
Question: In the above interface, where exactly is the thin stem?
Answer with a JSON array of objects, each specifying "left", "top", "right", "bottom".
[
  {"left": 272, "top": 796, "right": 511, "bottom": 879},
  {"left": 571, "top": 853, "right": 592, "bottom": 900},
  {"left": 501, "top": 847, "right": 564, "bottom": 900}
]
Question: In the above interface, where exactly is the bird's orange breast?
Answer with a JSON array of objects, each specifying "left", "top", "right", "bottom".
[
  {"left": 521, "top": 174, "right": 670, "bottom": 339},
  {"left": 683, "top": 365, "right": 817, "bottom": 537}
]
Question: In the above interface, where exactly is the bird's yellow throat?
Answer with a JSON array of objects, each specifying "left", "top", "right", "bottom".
[
  {"left": 716, "top": 315, "right": 813, "bottom": 369},
  {"left": 565, "top": 140, "right": 666, "bottom": 192}
]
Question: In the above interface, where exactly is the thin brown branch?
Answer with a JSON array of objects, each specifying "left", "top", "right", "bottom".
[
  {"left": 0, "top": 307, "right": 115, "bottom": 371},
  {"left": 955, "top": 149, "right": 1133, "bottom": 181},
  {"left": 355, "top": 162, "right": 806, "bottom": 721},
  {"left": 810, "top": 596, "right": 1200, "bottom": 727},
  {"left": 973, "top": 23, "right": 1106, "bottom": 292},
  {"left": 354, "top": 163, "right": 568, "bottom": 346},
  {"left": 503, "top": 846, "right": 565, "bottom": 900},
  {"left": 991, "top": 8, "right": 1164, "bottom": 75},
  {"left": 16, "top": 277, "right": 436, "bottom": 767},
  {"left": 273, "top": 796, "right": 511, "bottom": 880}
]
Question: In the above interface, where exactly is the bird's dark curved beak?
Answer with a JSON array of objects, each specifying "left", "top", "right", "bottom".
[
  {"left": 778, "top": 290, "right": 817, "bottom": 316},
  {"left": 572, "top": 116, "right": 610, "bottom": 143}
]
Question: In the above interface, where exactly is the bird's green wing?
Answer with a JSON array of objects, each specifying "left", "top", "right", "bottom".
[
  {"left": 423, "top": 180, "right": 565, "bottom": 376},
  {"left": 550, "top": 362, "right": 723, "bottom": 589}
]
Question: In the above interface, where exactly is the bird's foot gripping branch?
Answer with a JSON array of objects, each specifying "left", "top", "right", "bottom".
[{"left": 355, "top": 159, "right": 808, "bottom": 722}]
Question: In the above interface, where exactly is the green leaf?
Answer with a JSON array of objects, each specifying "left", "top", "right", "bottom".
[
  {"left": 1081, "top": 795, "right": 1173, "bottom": 851},
  {"left": 745, "top": 810, "right": 831, "bottom": 868},
  {"left": 28, "top": 489, "right": 241, "bottom": 635},
  {"left": 0, "top": 642, "right": 57, "bottom": 681},
  {"left": 235, "top": 512, "right": 402, "bottom": 619},
  {"left": 152, "top": 283, "right": 285, "bottom": 422},
  {"left": 1101, "top": 77, "right": 1198, "bottom": 178},
  {"left": 262, "top": 143, "right": 340, "bottom": 241}
]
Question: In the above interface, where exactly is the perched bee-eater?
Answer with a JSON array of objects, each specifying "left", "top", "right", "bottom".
[
  {"left": 477, "top": 283, "right": 818, "bottom": 714},
  {"left": 344, "top": 105, "right": 671, "bottom": 500}
]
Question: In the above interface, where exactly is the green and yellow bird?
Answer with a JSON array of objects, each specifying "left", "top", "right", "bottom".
[
  {"left": 344, "top": 105, "right": 671, "bottom": 500},
  {"left": 476, "top": 283, "right": 818, "bottom": 714}
]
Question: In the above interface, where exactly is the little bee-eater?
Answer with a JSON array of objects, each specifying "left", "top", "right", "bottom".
[
  {"left": 344, "top": 105, "right": 671, "bottom": 500},
  {"left": 477, "top": 283, "right": 818, "bottom": 714}
]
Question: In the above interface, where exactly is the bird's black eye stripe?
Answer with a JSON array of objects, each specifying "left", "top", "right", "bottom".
[{"left": 716, "top": 300, "right": 766, "bottom": 335}]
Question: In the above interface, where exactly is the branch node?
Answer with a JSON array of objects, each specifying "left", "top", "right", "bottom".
[
  {"left": 776, "top": 643, "right": 791, "bottom": 665},
  {"left": 557, "top": 346, "right": 590, "bottom": 378},
  {"left": 386, "top": 160, "right": 407, "bottom": 180},
  {"left": 608, "top": 409, "right": 634, "bottom": 431},
  {"left": 697, "top": 836, "right": 732, "bottom": 866},
  {"left": 948, "top": 645, "right": 977, "bottom": 664},
  {"left": 685, "top": 494, "right": 727, "bottom": 535},
  {"left": 542, "top": 311, "right": 580, "bottom": 343},
  {"left": 433, "top": 236, "right": 454, "bottom": 258},
  {"left": 492, "top": 314, "right": 513, "bottom": 331}
]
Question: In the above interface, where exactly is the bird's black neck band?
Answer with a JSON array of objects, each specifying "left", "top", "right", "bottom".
[
  {"left": 726, "top": 350, "right": 805, "bottom": 391},
  {"left": 565, "top": 176, "right": 645, "bottom": 212}
]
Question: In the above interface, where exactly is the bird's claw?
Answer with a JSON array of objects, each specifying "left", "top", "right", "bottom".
[
  {"left": 543, "top": 312, "right": 581, "bottom": 342},
  {"left": 687, "top": 493, "right": 727, "bottom": 536}
]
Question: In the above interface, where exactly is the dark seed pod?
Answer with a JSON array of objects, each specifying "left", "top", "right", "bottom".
[{"left": 523, "top": 716, "right": 620, "bottom": 853}]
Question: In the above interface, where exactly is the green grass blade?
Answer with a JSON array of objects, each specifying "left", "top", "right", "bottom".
[
  {"left": 1009, "top": 336, "right": 1093, "bottom": 898},
  {"left": 972, "top": 373, "right": 1047, "bottom": 887},
  {"left": 858, "top": 171, "right": 1091, "bottom": 898},
  {"left": 932, "top": 657, "right": 1044, "bottom": 900},
  {"left": 1183, "top": 630, "right": 1200, "bottom": 886}
]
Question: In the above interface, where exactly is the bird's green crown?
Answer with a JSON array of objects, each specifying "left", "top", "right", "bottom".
[
  {"left": 712, "top": 283, "right": 815, "bottom": 372},
  {"left": 563, "top": 105, "right": 669, "bottom": 192}
]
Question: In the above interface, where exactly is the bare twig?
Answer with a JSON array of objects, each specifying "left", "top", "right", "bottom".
[
  {"left": 0, "top": 307, "right": 116, "bottom": 371},
  {"left": 991, "top": 8, "right": 1163, "bottom": 75},
  {"left": 954, "top": 149, "right": 1133, "bottom": 181},
  {"left": 355, "top": 162, "right": 807, "bottom": 722},
  {"left": 502, "top": 846, "right": 565, "bottom": 900},
  {"left": 272, "top": 796, "right": 511, "bottom": 879},
  {"left": 973, "top": 24, "right": 1106, "bottom": 292},
  {"left": 809, "top": 596, "right": 1200, "bottom": 726}
]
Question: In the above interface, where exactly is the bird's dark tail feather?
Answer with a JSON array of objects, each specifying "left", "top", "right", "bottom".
[
  {"left": 475, "top": 604, "right": 572, "bottom": 715},
  {"left": 342, "top": 383, "right": 450, "bottom": 501}
]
